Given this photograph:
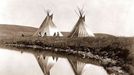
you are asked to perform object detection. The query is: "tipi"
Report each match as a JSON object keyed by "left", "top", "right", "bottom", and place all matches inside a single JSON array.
[
  {"left": 35, "top": 55, "right": 58, "bottom": 75},
  {"left": 68, "top": 9, "right": 95, "bottom": 38},
  {"left": 33, "top": 11, "right": 63, "bottom": 37},
  {"left": 68, "top": 58, "right": 86, "bottom": 75}
]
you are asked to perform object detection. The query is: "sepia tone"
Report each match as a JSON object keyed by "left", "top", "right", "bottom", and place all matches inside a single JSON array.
[{"left": 0, "top": 0, "right": 134, "bottom": 75}]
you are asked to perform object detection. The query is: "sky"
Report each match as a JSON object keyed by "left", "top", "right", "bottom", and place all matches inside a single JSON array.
[{"left": 0, "top": 0, "right": 134, "bottom": 36}]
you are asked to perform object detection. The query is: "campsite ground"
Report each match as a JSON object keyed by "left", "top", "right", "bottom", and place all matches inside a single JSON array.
[{"left": 0, "top": 25, "right": 134, "bottom": 75}]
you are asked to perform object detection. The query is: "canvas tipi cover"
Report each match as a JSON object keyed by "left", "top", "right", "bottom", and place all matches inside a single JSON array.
[
  {"left": 33, "top": 12, "right": 63, "bottom": 37},
  {"left": 68, "top": 11, "right": 95, "bottom": 38}
]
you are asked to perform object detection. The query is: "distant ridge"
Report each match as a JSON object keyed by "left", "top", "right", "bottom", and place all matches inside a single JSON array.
[
  {"left": 0, "top": 24, "right": 37, "bottom": 38},
  {"left": 0, "top": 24, "right": 117, "bottom": 38}
]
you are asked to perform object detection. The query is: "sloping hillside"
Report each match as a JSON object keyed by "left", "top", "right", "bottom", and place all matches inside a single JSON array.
[
  {"left": 0, "top": 24, "right": 118, "bottom": 38},
  {"left": 0, "top": 24, "right": 37, "bottom": 39}
]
